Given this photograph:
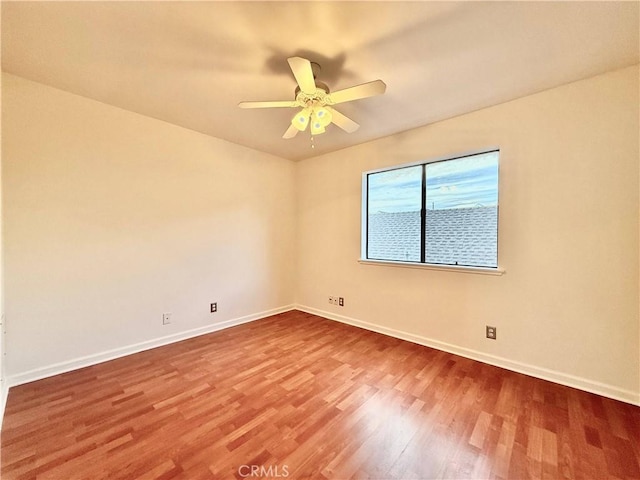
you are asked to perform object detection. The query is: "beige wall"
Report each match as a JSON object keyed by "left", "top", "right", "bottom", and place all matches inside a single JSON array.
[
  {"left": 2, "top": 66, "right": 639, "bottom": 404},
  {"left": 2, "top": 73, "right": 296, "bottom": 378},
  {"left": 296, "top": 66, "right": 640, "bottom": 403}
]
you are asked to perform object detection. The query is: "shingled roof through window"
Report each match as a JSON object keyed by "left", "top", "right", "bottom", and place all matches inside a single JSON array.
[{"left": 368, "top": 206, "right": 498, "bottom": 267}]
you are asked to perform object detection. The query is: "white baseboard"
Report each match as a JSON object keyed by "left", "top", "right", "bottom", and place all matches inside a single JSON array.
[
  {"left": 296, "top": 305, "right": 640, "bottom": 407},
  {"left": 0, "top": 380, "right": 8, "bottom": 431},
  {"left": 7, "top": 305, "right": 295, "bottom": 389},
  {"left": 5, "top": 304, "right": 638, "bottom": 409}
]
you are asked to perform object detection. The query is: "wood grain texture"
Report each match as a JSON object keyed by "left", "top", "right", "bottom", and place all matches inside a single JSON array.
[{"left": 2, "top": 310, "right": 639, "bottom": 479}]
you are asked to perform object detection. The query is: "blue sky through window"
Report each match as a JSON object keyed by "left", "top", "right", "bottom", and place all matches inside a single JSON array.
[
  {"left": 368, "top": 165, "right": 422, "bottom": 213},
  {"left": 368, "top": 151, "right": 498, "bottom": 212}
]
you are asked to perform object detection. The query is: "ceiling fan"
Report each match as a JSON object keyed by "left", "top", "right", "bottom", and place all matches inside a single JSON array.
[{"left": 239, "top": 57, "right": 386, "bottom": 140}]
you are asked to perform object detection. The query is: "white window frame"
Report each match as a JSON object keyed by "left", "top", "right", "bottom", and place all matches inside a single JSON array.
[{"left": 360, "top": 148, "right": 505, "bottom": 275}]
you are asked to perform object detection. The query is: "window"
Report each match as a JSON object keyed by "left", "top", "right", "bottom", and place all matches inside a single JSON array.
[{"left": 363, "top": 150, "right": 499, "bottom": 268}]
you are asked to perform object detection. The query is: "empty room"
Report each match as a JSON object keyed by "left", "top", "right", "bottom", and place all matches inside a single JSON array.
[{"left": 1, "top": 1, "right": 639, "bottom": 479}]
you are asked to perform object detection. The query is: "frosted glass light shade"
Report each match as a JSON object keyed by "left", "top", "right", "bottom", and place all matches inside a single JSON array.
[
  {"left": 314, "top": 107, "right": 332, "bottom": 127},
  {"left": 291, "top": 108, "right": 311, "bottom": 131},
  {"left": 310, "top": 120, "right": 326, "bottom": 135}
]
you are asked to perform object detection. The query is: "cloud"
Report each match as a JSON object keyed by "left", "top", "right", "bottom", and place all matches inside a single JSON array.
[{"left": 368, "top": 152, "right": 499, "bottom": 212}]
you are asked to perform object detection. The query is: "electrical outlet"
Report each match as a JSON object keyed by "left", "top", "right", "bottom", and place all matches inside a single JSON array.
[
  {"left": 162, "top": 313, "right": 172, "bottom": 325},
  {"left": 210, "top": 302, "right": 217, "bottom": 313},
  {"left": 329, "top": 296, "right": 334, "bottom": 304},
  {"left": 486, "top": 325, "right": 497, "bottom": 340},
  {"left": 338, "top": 297, "right": 344, "bottom": 307}
]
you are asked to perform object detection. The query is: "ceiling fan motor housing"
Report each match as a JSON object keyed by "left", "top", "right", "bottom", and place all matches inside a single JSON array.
[{"left": 294, "top": 80, "right": 330, "bottom": 106}]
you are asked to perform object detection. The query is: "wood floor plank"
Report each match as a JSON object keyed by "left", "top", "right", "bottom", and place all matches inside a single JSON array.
[{"left": 2, "top": 310, "right": 639, "bottom": 479}]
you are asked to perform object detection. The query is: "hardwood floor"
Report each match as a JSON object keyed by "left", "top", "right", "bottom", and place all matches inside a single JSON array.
[{"left": 2, "top": 310, "right": 639, "bottom": 479}]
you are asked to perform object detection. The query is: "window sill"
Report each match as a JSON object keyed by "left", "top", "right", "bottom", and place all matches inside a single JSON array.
[{"left": 358, "top": 259, "right": 505, "bottom": 276}]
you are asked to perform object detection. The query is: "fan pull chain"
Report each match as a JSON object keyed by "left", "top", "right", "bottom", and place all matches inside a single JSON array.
[{"left": 310, "top": 136, "right": 315, "bottom": 149}]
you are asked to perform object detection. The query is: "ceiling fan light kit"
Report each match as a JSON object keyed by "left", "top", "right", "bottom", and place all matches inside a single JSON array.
[{"left": 239, "top": 56, "right": 386, "bottom": 142}]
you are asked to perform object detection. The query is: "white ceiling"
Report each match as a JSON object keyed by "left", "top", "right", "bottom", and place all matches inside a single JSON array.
[{"left": 2, "top": 1, "right": 638, "bottom": 161}]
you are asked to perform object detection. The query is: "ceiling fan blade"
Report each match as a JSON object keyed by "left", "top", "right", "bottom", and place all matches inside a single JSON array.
[
  {"left": 239, "top": 101, "right": 297, "bottom": 109},
  {"left": 328, "top": 80, "right": 386, "bottom": 105},
  {"left": 287, "top": 57, "right": 316, "bottom": 95},
  {"left": 282, "top": 124, "right": 299, "bottom": 139},
  {"left": 326, "top": 107, "right": 360, "bottom": 133}
]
